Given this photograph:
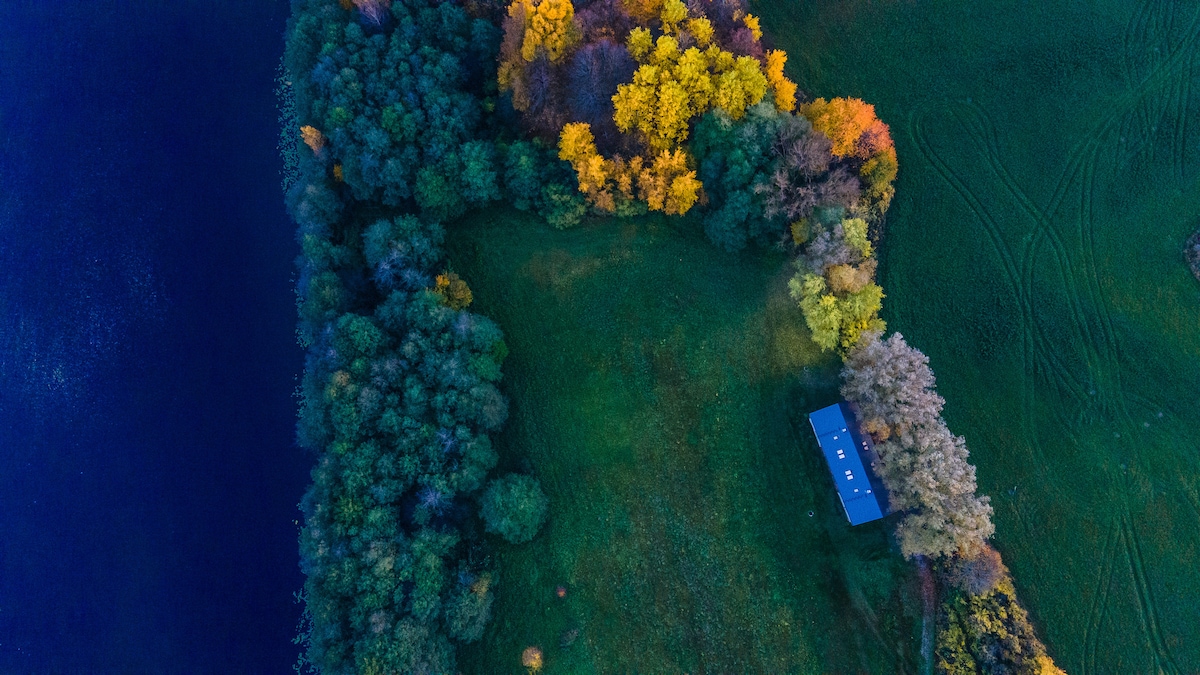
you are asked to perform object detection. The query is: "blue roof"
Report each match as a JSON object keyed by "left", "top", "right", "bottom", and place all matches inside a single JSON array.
[{"left": 809, "top": 403, "right": 886, "bottom": 525}]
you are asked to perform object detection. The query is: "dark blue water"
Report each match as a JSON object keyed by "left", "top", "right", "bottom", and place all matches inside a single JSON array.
[{"left": 0, "top": 1, "right": 306, "bottom": 672}]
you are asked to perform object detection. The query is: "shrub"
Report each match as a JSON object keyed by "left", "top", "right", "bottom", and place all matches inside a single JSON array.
[
  {"left": 481, "top": 473, "right": 549, "bottom": 544},
  {"left": 444, "top": 573, "right": 495, "bottom": 643},
  {"left": 434, "top": 272, "right": 474, "bottom": 310},
  {"left": 789, "top": 219, "right": 885, "bottom": 352},
  {"left": 538, "top": 182, "right": 588, "bottom": 229},
  {"left": 503, "top": 140, "right": 548, "bottom": 211}
]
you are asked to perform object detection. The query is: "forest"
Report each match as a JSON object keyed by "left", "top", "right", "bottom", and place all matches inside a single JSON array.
[{"left": 283, "top": 0, "right": 1071, "bottom": 672}]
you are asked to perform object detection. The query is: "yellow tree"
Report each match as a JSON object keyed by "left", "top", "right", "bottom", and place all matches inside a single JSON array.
[
  {"left": 519, "top": 0, "right": 580, "bottom": 62},
  {"left": 764, "top": 50, "right": 797, "bottom": 112}
]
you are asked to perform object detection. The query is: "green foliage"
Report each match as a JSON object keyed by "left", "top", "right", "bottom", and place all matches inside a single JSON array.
[
  {"left": 502, "top": 140, "right": 547, "bottom": 211},
  {"left": 299, "top": 0, "right": 501, "bottom": 217},
  {"left": 538, "top": 182, "right": 588, "bottom": 229},
  {"left": 444, "top": 574, "right": 495, "bottom": 643},
  {"left": 841, "top": 217, "right": 872, "bottom": 258},
  {"left": 284, "top": 3, "right": 540, "bottom": 670},
  {"left": 690, "top": 101, "right": 789, "bottom": 250},
  {"left": 789, "top": 219, "right": 886, "bottom": 353},
  {"left": 481, "top": 473, "right": 549, "bottom": 544}
]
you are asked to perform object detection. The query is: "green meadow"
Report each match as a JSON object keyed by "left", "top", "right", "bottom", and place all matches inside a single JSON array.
[
  {"left": 760, "top": 0, "right": 1200, "bottom": 672},
  {"left": 447, "top": 211, "right": 920, "bottom": 673}
]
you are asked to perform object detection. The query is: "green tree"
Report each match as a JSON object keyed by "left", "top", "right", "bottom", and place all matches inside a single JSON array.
[{"left": 481, "top": 474, "right": 549, "bottom": 544}]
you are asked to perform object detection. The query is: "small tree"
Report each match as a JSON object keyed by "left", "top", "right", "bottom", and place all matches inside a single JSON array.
[
  {"left": 944, "top": 545, "right": 1007, "bottom": 596},
  {"left": 481, "top": 474, "right": 549, "bottom": 544}
]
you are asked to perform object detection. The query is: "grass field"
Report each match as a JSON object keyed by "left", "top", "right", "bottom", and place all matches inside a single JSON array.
[
  {"left": 759, "top": 0, "right": 1200, "bottom": 672},
  {"left": 447, "top": 211, "right": 922, "bottom": 673}
]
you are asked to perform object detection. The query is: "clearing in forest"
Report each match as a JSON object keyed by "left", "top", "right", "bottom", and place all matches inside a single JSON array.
[{"left": 447, "top": 209, "right": 921, "bottom": 673}]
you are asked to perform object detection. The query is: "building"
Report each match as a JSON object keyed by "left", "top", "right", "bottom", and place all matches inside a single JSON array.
[{"left": 808, "top": 402, "right": 888, "bottom": 525}]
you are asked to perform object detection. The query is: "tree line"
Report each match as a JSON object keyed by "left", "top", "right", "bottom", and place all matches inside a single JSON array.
[{"left": 286, "top": 1, "right": 550, "bottom": 672}]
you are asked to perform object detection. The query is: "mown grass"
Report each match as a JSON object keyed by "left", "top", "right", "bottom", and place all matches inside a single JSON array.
[
  {"left": 447, "top": 210, "right": 921, "bottom": 673},
  {"left": 759, "top": 0, "right": 1200, "bottom": 671}
]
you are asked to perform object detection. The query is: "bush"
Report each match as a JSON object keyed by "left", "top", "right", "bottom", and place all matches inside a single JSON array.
[
  {"left": 444, "top": 573, "right": 495, "bottom": 643},
  {"left": 481, "top": 473, "right": 549, "bottom": 544},
  {"left": 789, "top": 219, "right": 885, "bottom": 352},
  {"left": 538, "top": 182, "right": 588, "bottom": 229}
]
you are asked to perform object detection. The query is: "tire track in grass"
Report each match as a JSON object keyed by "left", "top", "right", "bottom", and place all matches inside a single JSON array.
[
  {"left": 1082, "top": 0, "right": 1200, "bottom": 436},
  {"left": 1081, "top": 519, "right": 1119, "bottom": 675},
  {"left": 948, "top": 102, "right": 1092, "bottom": 400},
  {"left": 1121, "top": 512, "right": 1184, "bottom": 675},
  {"left": 907, "top": 107, "right": 1050, "bottom": 479}
]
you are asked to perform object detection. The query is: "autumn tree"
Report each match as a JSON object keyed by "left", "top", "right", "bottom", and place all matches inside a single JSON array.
[
  {"left": 764, "top": 50, "right": 797, "bottom": 112},
  {"left": 434, "top": 272, "right": 474, "bottom": 310},
  {"left": 790, "top": 219, "right": 884, "bottom": 352},
  {"left": 799, "top": 97, "right": 897, "bottom": 218},
  {"left": 839, "top": 330, "right": 944, "bottom": 440}
]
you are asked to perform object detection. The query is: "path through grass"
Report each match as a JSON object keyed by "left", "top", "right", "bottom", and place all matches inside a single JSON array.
[
  {"left": 448, "top": 210, "right": 921, "bottom": 673},
  {"left": 760, "top": 1, "right": 1200, "bottom": 671}
]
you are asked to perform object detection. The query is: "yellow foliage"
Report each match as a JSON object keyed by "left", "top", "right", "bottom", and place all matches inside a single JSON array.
[
  {"left": 1035, "top": 655, "right": 1068, "bottom": 675},
  {"left": 686, "top": 17, "right": 714, "bottom": 47},
  {"left": 339, "top": 0, "right": 353, "bottom": 8},
  {"left": 790, "top": 218, "right": 811, "bottom": 245},
  {"left": 660, "top": 0, "right": 688, "bottom": 33},
  {"left": 711, "top": 56, "right": 768, "bottom": 120},
  {"left": 764, "top": 50, "right": 797, "bottom": 112},
  {"left": 332, "top": 164, "right": 344, "bottom": 182},
  {"left": 558, "top": 122, "right": 598, "bottom": 163},
  {"left": 842, "top": 217, "right": 873, "bottom": 258},
  {"left": 613, "top": 38, "right": 767, "bottom": 150},
  {"left": 510, "top": 0, "right": 579, "bottom": 63},
  {"left": 626, "top": 26, "right": 653, "bottom": 60},
  {"left": 301, "top": 125, "right": 326, "bottom": 153},
  {"left": 636, "top": 149, "right": 699, "bottom": 214},
  {"left": 554, "top": 0, "right": 783, "bottom": 217},
  {"left": 558, "top": 122, "right": 612, "bottom": 208},
  {"left": 742, "top": 13, "right": 762, "bottom": 40}
]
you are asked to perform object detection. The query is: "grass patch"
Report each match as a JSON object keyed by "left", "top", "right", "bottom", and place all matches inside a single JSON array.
[
  {"left": 759, "top": 0, "right": 1200, "bottom": 671},
  {"left": 447, "top": 209, "right": 921, "bottom": 673}
]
